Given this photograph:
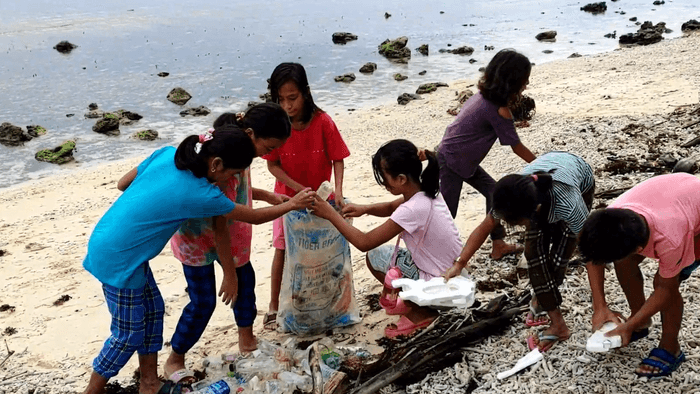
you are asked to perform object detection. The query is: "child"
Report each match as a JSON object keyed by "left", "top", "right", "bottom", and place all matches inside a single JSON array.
[
  {"left": 81, "top": 125, "right": 315, "bottom": 394},
  {"left": 312, "top": 139, "right": 465, "bottom": 338},
  {"left": 164, "top": 103, "right": 291, "bottom": 385},
  {"left": 445, "top": 152, "right": 595, "bottom": 352},
  {"left": 263, "top": 62, "right": 350, "bottom": 329},
  {"left": 436, "top": 48, "right": 536, "bottom": 260},
  {"left": 579, "top": 173, "right": 700, "bottom": 378}
]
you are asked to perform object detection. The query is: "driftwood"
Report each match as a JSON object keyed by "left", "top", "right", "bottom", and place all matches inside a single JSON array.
[
  {"left": 681, "top": 119, "right": 700, "bottom": 129},
  {"left": 681, "top": 135, "right": 700, "bottom": 148},
  {"left": 595, "top": 186, "right": 632, "bottom": 199},
  {"left": 348, "top": 293, "right": 530, "bottom": 394}
]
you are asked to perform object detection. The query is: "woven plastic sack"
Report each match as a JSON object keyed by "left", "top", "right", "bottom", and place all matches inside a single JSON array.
[{"left": 278, "top": 207, "right": 361, "bottom": 335}]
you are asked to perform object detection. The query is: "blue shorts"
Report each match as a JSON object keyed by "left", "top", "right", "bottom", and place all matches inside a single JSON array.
[
  {"left": 93, "top": 266, "right": 164, "bottom": 379},
  {"left": 367, "top": 244, "right": 420, "bottom": 280},
  {"left": 680, "top": 260, "right": 700, "bottom": 282}
]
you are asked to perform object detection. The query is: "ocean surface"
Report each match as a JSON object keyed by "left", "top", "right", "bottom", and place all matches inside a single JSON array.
[{"left": 0, "top": 0, "right": 698, "bottom": 189}]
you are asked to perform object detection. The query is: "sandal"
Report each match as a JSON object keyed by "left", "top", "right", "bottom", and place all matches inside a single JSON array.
[
  {"left": 635, "top": 347, "right": 686, "bottom": 379},
  {"left": 527, "top": 332, "right": 563, "bottom": 352},
  {"left": 163, "top": 368, "right": 196, "bottom": 386},
  {"left": 524, "top": 304, "right": 549, "bottom": 327},
  {"left": 263, "top": 311, "right": 277, "bottom": 331},
  {"left": 385, "top": 315, "right": 435, "bottom": 339},
  {"left": 383, "top": 297, "right": 412, "bottom": 316}
]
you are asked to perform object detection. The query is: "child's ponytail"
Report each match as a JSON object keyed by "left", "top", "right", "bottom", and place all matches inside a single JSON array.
[
  {"left": 174, "top": 124, "right": 255, "bottom": 178},
  {"left": 492, "top": 170, "right": 554, "bottom": 224},
  {"left": 420, "top": 150, "right": 440, "bottom": 198}
]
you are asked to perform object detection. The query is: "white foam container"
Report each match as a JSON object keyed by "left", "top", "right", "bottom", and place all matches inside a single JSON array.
[{"left": 392, "top": 275, "right": 476, "bottom": 308}]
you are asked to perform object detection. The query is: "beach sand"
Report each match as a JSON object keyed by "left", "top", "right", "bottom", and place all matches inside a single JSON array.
[{"left": 0, "top": 32, "right": 699, "bottom": 393}]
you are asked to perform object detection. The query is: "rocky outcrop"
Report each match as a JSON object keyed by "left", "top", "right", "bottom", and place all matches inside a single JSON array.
[
  {"left": 394, "top": 74, "right": 408, "bottom": 81},
  {"left": 180, "top": 106, "right": 211, "bottom": 117},
  {"left": 132, "top": 130, "right": 159, "bottom": 141},
  {"left": 417, "top": 44, "right": 429, "bottom": 55},
  {"left": 167, "top": 87, "right": 192, "bottom": 105},
  {"left": 535, "top": 31, "right": 557, "bottom": 42},
  {"left": 35, "top": 141, "right": 75, "bottom": 165},
  {"left": 115, "top": 110, "right": 143, "bottom": 125},
  {"left": 92, "top": 115, "right": 120, "bottom": 136},
  {"left": 378, "top": 37, "right": 411, "bottom": 60},
  {"left": 397, "top": 93, "right": 422, "bottom": 105},
  {"left": 439, "top": 46, "right": 474, "bottom": 55},
  {"left": 569, "top": 53, "right": 583, "bottom": 58},
  {"left": 619, "top": 21, "right": 668, "bottom": 46},
  {"left": 26, "top": 125, "right": 47, "bottom": 138},
  {"left": 332, "top": 32, "right": 358, "bottom": 44},
  {"left": 0, "top": 123, "right": 32, "bottom": 147},
  {"left": 416, "top": 82, "right": 448, "bottom": 94},
  {"left": 359, "top": 63, "right": 377, "bottom": 74},
  {"left": 53, "top": 41, "right": 77, "bottom": 54},
  {"left": 580, "top": 2, "right": 607, "bottom": 14},
  {"left": 682, "top": 19, "right": 700, "bottom": 32},
  {"left": 334, "top": 73, "right": 356, "bottom": 82}
]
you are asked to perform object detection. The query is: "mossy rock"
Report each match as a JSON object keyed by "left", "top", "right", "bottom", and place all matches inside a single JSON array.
[
  {"left": 26, "top": 125, "right": 47, "bottom": 137},
  {"left": 93, "top": 117, "right": 120, "bottom": 135},
  {"left": 167, "top": 87, "right": 192, "bottom": 105},
  {"left": 35, "top": 140, "right": 75, "bottom": 164},
  {"left": 103, "top": 113, "right": 119, "bottom": 120},
  {"left": 394, "top": 73, "right": 408, "bottom": 81},
  {"left": 416, "top": 82, "right": 449, "bottom": 94},
  {"left": 133, "top": 129, "right": 158, "bottom": 141}
]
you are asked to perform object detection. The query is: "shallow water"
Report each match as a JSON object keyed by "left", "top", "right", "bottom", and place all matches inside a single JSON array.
[{"left": 0, "top": 0, "right": 697, "bottom": 189}]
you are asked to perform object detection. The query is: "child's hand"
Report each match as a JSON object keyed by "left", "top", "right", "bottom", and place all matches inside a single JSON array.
[
  {"left": 219, "top": 274, "right": 238, "bottom": 306},
  {"left": 287, "top": 188, "right": 315, "bottom": 210},
  {"left": 591, "top": 306, "right": 624, "bottom": 332},
  {"left": 311, "top": 198, "right": 337, "bottom": 220},
  {"left": 605, "top": 322, "right": 633, "bottom": 347},
  {"left": 334, "top": 188, "right": 345, "bottom": 208},
  {"left": 269, "top": 193, "right": 290, "bottom": 206},
  {"left": 442, "top": 262, "right": 468, "bottom": 282},
  {"left": 341, "top": 203, "right": 366, "bottom": 218}
]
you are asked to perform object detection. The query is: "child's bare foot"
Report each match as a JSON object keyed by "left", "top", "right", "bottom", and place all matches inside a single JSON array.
[
  {"left": 528, "top": 325, "right": 571, "bottom": 352},
  {"left": 490, "top": 240, "right": 524, "bottom": 260},
  {"left": 238, "top": 326, "right": 257, "bottom": 353}
]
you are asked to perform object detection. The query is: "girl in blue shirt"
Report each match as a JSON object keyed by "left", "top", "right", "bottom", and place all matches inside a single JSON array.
[{"left": 81, "top": 124, "right": 315, "bottom": 394}]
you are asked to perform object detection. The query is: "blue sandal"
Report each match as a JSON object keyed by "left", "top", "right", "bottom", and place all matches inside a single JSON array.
[{"left": 636, "top": 347, "right": 685, "bottom": 379}]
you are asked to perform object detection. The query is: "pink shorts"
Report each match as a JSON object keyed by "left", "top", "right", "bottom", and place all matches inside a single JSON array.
[{"left": 272, "top": 216, "right": 285, "bottom": 250}]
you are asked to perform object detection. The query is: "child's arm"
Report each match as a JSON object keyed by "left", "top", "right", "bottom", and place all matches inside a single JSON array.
[
  {"left": 607, "top": 271, "right": 681, "bottom": 345},
  {"left": 443, "top": 214, "right": 497, "bottom": 279},
  {"left": 224, "top": 188, "right": 315, "bottom": 224},
  {"left": 342, "top": 197, "right": 405, "bottom": 218},
  {"left": 252, "top": 187, "right": 288, "bottom": 205},
  {"left": 313, "top": 199, "right": 402, "bottom": 252},
  {"left": 588, "top": 254, "right": 643, "bottom": 331},
  {"left": 511, "top": 142, "right": 536, "bottom": 163},
  {"left": 267, "top": 160, "right": 305, "bottom": 193},
  {"left": 213, "top": 216, "right": 237, "bottom": 305},
  {"left": 333, "top": 160, "right": 345, "bottom": 208},
  {"left": 117, "top": 167, "right": 138, "bottom": 191}
]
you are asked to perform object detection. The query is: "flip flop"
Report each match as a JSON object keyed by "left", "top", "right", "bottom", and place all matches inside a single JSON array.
[
  {"left": 524, "top": 304, "right": 549, "bottom": 327},
  {"left": 164, "top": 368, "right": 196, "bottom": 385},
  {"left": 263, "top": 311, "right": 277, "bottom": 331},
  {"left": 527, "top": 332, "right": 561, "bottom": 352},
  {"left": 383, "top": 297, "right": 412, "bottom": 316},
  {"left": 629, "top": 327, "right": 650, "bottom": 344},
  {"left": 385, "top": 315, "right": 435, "bottom": 339},
  {"left": 635, "top": 347, "right": 686, "bottom": 379}
]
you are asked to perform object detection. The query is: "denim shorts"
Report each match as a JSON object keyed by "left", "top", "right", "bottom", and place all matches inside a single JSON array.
[{"left": 367, "top": 244, "right": 420, "bottom": 280}]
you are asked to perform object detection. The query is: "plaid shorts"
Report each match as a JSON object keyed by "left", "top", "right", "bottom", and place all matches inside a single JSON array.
[
  {"left": 367, "top": 244, "right": 420, "bottom": 280},
  {"left": 92, "top": 267, "right": 164, "bottom": 379}
]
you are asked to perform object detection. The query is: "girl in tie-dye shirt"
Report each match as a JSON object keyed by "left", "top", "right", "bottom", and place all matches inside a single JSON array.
[{"left": 164, "top": 103, "right": 292, "bottom": 385}]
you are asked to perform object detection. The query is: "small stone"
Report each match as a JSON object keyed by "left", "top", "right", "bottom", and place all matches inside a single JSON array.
[
  {"left": 167, "top": 87, "right": 192, "bottom": 105},
  {"left": 53, "top": 40, "right": 77, "bottom": 53},
  {"left": 359, "top": 63, "right": 377, "bottom": 74},
  {"left": 179, "top": 106, "right": 211, "bottom": 117},
  {"left": 394, "top": 73, "right": 408, "bottom": 81},
  {"left": 157, "top": 72, "right": 169, "bottom": 77},
  {"left": 332, "top": 32, "right": 358, "bottom": 44},
  {"left": 334, "top": 73, "right": 356, "bottom": 82},
  {"left": 535, "top": 31, "right": 557, "bottom": 41},
  {"left": 133, "top": 130, "right": 158, "bottom": 141}
]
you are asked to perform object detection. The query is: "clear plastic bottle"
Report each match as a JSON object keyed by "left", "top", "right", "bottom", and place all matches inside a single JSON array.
[
  {"left": 278, "top": 371, "right": 313, "bottom": 392},
  {"left": 235, "top": 356, "right": 281, "bottom": 377}
]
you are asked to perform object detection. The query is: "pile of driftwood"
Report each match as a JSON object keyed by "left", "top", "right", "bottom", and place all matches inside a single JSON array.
[{"left": 333, "top": 291, "right": 531, "bottom": 394}]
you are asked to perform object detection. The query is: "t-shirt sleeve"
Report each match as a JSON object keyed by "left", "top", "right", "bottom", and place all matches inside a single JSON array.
[
  {"left": 186, "top": 182, "right": 237, "bottom": 218},
  {"left": 560, "top": 186, "right": 590, "bottom": 234},
  {"left": 261, "top": 149, "right": 280, "bottom": 162},
  {"left": 321, "top": 114, "right": 351, "bottom": 161},
  {"left": 490, "top": 110, "right": 520, "bottom": 146},
  {"left": 136, "top": 148, "right": 164, "bottom": 175},
  {"left": 657, "top": 231, "right": 696, "bottom": 278}
]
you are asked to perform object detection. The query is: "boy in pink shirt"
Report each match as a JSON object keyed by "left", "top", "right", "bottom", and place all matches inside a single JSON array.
[{"left": 579, "top": 173, "right": 700, "bottom": 379}]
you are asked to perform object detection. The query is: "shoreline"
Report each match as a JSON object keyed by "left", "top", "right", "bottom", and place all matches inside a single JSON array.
[{"left": 0, "top": 32, "right": 699, "bottom": 393}]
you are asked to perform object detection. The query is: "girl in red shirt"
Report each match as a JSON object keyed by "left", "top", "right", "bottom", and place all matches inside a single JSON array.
[{"left": 262, "top": 62, "right": 350, "bottom": 328}]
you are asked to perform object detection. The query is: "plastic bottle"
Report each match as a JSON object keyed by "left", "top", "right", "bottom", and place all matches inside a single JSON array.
[
  {"left": 278, "top": 371, "right": 313, "bottom": 392},
  {"left": 189, "top": 378, "right": 239, "bottom": 394},
  {"left": 236, "top": 356, "right": 281, "bottom": 377},
  {"left": 257, "top": 339, "right": 281, "bottom": 357}
]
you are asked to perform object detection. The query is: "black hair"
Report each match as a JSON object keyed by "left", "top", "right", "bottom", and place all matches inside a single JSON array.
[
  {"left": 174, "top": 123, "right": 255, "bottom": 178},
  {"left": 371, "top": 139, "right": 439, "bottom": 199},
  {"left": 269, "top": 62, "right": 322, "bottom": 124},
  {"left": 578, "top": 208, "right": 650, "bottom": 264},
  {"left": 492, "top": 171, "right": 553, "bottom": 224},
  {"left": 478, "top": 49, "right": 532, "bottom": 107},
  {"left": 213, "top": 103, "right": 291, "bottom": 140}
]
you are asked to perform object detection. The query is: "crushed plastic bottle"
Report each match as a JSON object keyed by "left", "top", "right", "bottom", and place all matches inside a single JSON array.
[
  {"left": 189, "top": 378, "right": 240, "bottom": 394},
  {"left": 278, "top": 371, "right": 313, "bottom": 392}
]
